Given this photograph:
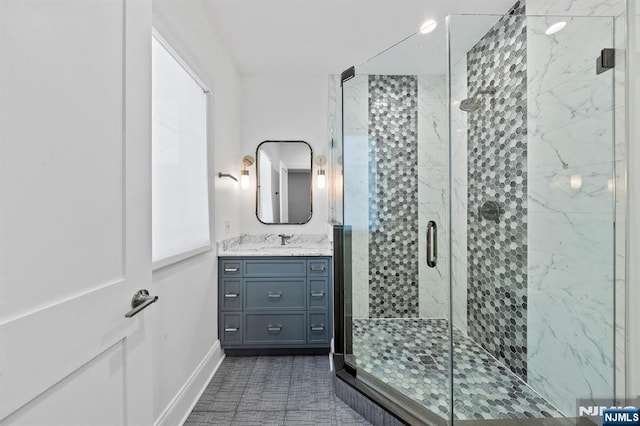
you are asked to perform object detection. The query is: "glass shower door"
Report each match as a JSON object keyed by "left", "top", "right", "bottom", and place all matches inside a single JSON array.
[
  {"left": 340, "top": 23, "right": 453, "bottom": 424},
  {"left": 448, "top": 13, "right": 618, "bottom": 423}
]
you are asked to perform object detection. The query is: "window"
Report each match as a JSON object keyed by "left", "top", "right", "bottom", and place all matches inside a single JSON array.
[{"left": 151, "top": 33, "right": 211, "bottom": 265}]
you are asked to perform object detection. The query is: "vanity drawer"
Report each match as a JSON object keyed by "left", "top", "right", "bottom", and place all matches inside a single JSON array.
[
  {"left": 221, "top": 260, "right": 242, "bottom": 276},
  {"left": 307, "top": 259, "right": 329, "bottom": 276},
  {"left": 308, "top": 278, "right": 328, "bottom": 309},
  {"left": 244, "top": 259, "right": 306, "bottom": 278},
  {"left": 221, "top": 279, "right": 242, "bottom": 310},
  {"left": 244, "top": 313, "right": 306, "bottom": 344},
  {"left": 244, "top": 278, "right": 306, "bottom": 310},
  {"left": 221, "top": 314, "right": 242, "bottom": 344},
  {"left": 308, "top": 313, "right": 329, "bottom": 343}
]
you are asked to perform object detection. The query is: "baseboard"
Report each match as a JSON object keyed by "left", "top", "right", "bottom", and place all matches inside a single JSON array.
[
  {"left": 224, "top": 347, "right": 329, "bottom": 356},
  {"left": 154, "top": 340, "right": 225, "bottom": 426}
]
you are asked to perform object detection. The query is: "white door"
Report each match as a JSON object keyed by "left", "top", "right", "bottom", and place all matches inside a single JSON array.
[
  {"left": 279, "top": 162, "right": 289, "bottom": 223},
  {"left": 0, "top": 0, "right": 154, "bottom": 424},
  {"left": 258, "top": 151, "right": 273, "bottom": 222}
]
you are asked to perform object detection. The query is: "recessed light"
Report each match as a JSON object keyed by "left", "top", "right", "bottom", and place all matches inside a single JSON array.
[
  {"left": 545, "top": 21, "right": 566, "bottom": 35},
  {"left": 570, "top": 174, "right": 582, "bottom": 189},
  {"left": 420, "top": 19, "right": 437, "bottom": 34}
]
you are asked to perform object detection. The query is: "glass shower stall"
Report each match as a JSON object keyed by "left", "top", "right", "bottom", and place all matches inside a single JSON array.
[{"left": 333, "top": 7, "right": 622, "bottom": 425}]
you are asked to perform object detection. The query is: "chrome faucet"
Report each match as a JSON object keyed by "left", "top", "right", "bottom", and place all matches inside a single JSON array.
[{"left": 278, "top": 234, "right": 292, "bottom": 246}]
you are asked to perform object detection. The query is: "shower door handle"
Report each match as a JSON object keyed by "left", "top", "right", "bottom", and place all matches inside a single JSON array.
[{"left": 426, "top": 221, "right": 437, "bottom": 268}]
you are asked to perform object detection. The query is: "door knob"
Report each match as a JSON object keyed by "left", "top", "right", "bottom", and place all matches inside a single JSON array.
[{"left": 125, "top": 289, "right": 158, "bottom": 318}]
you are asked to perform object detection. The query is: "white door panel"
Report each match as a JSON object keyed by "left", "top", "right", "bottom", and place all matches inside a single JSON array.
[
  {"left": 0, "top": 281, "right": 132, "bottom": 419},
  {"left": 0, "top": 0, "right": 125, "bottom": 320},
  {"left": 0, "top": 0, "right": 153, "bottom": 424},
  {"left": 3, "top": 343, "right": 126, "bottom": 426}
]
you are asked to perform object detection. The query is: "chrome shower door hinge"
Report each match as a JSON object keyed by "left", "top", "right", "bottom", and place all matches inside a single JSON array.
[{"left": 596, "top": 48, "right": 615, "bottom": 75}]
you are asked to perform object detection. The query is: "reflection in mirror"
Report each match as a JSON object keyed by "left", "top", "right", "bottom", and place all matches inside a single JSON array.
[{"left": 256, "top": 141, "right": 312, "bottom": 224}]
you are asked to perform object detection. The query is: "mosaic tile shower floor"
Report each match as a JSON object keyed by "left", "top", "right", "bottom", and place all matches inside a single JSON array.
[{"left": 352, "top": 318, "right": 563, "bottom": 421}]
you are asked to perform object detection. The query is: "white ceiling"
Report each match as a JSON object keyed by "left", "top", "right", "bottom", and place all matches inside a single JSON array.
[
  {"left": 357, "top": 15, "right": 501, "bottom": 75},
  {"left": 204, "top": 0, "right": 518, "bottom": 75}
]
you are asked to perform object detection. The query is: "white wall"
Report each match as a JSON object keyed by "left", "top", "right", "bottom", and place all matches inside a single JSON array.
[
  {"left": 151, "top": 1, "right": 242, "bottom": 423},
  {"left": 153, "top": 1, "right": 244, "bottom": 241},
  {"left": 239, "top": 74, "right": 330, "bottom": 235}
]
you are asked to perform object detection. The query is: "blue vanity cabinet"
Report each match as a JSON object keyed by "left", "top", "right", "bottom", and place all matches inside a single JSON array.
[{"left": 218, "top": 257, "right": 332, "bottom": 353}]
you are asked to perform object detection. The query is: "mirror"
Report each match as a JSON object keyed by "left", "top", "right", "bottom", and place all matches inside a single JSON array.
[{"left": 256, "top": 140, "right": 313, "bottom": 224}]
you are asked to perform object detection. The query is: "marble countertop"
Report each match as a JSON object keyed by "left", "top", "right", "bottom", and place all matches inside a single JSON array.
[{"left": 217, "top": 234, "right": 332, "bottom": 257}]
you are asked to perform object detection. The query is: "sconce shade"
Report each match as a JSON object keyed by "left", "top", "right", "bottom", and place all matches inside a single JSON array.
[
  {"left": 240, "top": 169, "right": 250, "bottom": 190},
  {"left": 317, "top": 169, "right": 326, "bottom": 190},
  {"left": 314, "top": 155, "right": 327, "bottom": 190}
]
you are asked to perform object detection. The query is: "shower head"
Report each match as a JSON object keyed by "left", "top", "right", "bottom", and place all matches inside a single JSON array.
[
  {"left": 458, "top": 88, "right": 496, "bottom": 112},
  {"left": 459, "top": 97, "right": 481, "bottom": 112}
]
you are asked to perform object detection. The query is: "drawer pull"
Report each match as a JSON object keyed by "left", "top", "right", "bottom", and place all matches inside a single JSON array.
[
  {"left": 310, "top": 291, "right": 325, "bottom": 298},
  {"left": 267, "top": 292, "right": 282, "bottom": 299},
  {"left": 224, "top": 327, "right": 239, "bottom": 332},
  {"left": 310, "top": 325, "right": 325, "bottom": 331},
  {"left": 310, "top": 265, "right": 326, "bottom": 272},
  {"left": 224, "top": 267, "right": 239, "bottom": 273},
  {"left": 267, "top": 324, "right": 282, "bottom": 332},
  {"left": 224, "top": 293, "right": 239, "bottom": 298}
]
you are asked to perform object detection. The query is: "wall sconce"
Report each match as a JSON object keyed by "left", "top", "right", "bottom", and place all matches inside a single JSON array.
[
  {"left": 241, "top": 155, "right": 255, "bottom": 190},
  {"left": 314, "top": 155, "right": 327, "bottom": 190}
]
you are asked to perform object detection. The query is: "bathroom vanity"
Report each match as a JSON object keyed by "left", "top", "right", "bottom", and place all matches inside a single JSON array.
[{"left": 217, "top": 235, "right": 332, "bottom": 354}]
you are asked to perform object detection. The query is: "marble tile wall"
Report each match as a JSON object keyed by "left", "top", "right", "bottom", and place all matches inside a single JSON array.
[
  {"left": 513, "top": 0, "right": 627, "bottom": 405},
  {"left": 626, "top": 0, "right": 640, "bottom": 400},
  {"left": 417, "top": 75, "right": 449, "bottom": 321},
  {"left": 527, "top": 0, "right": 625, "bottom": 17},
  {"left": 466, "top": 10, "right": 529, "bottom": 380},
  {"left": 368, "top": 75, "right": 419, "bottom": 318},
  {"left": 613, "top": 11, "right": 627, "bottom": 403},
  {"left": 526, "top": 15, "right": 616, "bottom": 415},
  {"left": 450, "top": 58, "right": 470, "bottom": 334},
  {"left": 342, "top": 75, "right": 370, "bottom": 319}
]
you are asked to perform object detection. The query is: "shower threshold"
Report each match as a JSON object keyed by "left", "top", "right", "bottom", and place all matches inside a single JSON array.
[{"left": 351, "top": 318, "right": 565, "bottom": 422}]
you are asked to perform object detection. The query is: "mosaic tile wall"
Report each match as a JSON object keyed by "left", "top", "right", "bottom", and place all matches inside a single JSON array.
[
  {"left": 466, "top": 1, "right": 528, "bottom": 380},
  {"left": 368, "top": 75, "right": 419, "bottom": 318}
]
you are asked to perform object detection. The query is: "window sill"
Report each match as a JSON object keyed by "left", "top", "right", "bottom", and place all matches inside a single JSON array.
[{"left": 152, "top": 244, "right": 212, "bottom": 272}]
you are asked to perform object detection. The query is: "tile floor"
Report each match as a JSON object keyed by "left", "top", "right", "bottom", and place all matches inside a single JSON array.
[
  {"left": 353, "top": 318, "right": 563, "bottom": 421},
  {"left": 185, "top": 355, "right": 371, "bottom": 426}
]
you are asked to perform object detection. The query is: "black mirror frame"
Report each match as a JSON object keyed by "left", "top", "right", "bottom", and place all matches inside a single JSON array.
[{"left": 255, "top": 140, "right": 313, "bottom": 225}]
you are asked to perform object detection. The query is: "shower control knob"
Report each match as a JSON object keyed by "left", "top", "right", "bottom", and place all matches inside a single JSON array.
[{"left": 479, "top": 201, "right": 502, "bottom": 222}]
